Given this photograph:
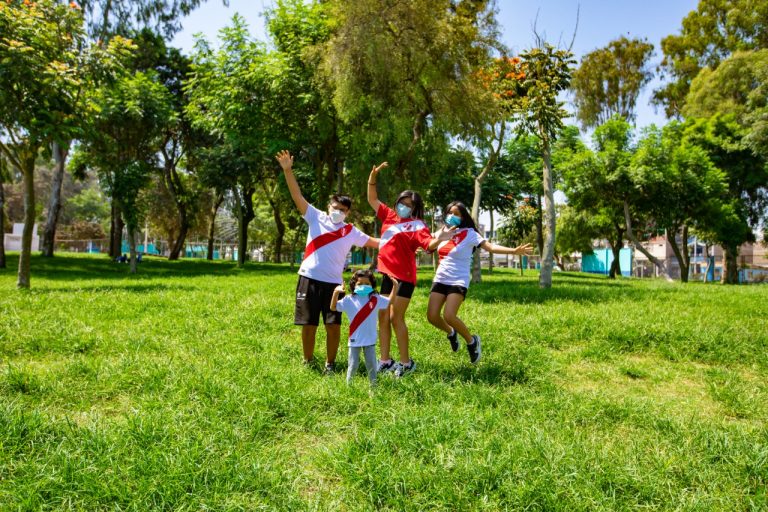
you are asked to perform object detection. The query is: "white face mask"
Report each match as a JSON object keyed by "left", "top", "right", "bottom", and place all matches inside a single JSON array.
[{"left": 329, "top": 209, "right": 347, "bottom": 224}]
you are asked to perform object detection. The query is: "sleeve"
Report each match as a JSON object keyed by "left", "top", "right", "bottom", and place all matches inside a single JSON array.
[
  {"left": 349, "top": 226, "right": 371, "bottom": 247},
  {"left": 303, "top": 203, "right": 319, "bottom": 223},
  {"left": 473, "top": 230, "right": 486, "bottom": 247},
  {"left": 376, "top": 296, "right": 390, "bottom": 310},
  {"left": 413, "top": 224, "right": 434, "bottom": 251},
  {"left": 377, "top": 202, "right": 396, "bottom": 223},
  {"left": 335, "top": 296, "right": 350, "bottom": 314}
]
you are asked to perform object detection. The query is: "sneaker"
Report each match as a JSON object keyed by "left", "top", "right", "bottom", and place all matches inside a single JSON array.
[
  {"left": 467, "top": 335, "right": 481, "bottom": 364},
  {"left": 323, "top": 362, "right": 336, "bottom": 375},
  {"left": 447, "top": 329, "right": 459, "bottom": 352},
  {"left": 377, "top": 359, "right": 396, "bottom": 373},
  {"left": 394, "top": 359, "right": 416, "bottom": 378}
]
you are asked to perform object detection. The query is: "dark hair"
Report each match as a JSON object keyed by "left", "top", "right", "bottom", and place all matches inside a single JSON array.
[
  {"left": 348, "top": 269, "right": 377, "bottom": 294},
  {"left": 395, "top": 190, "right": 425, "bottom": 220},
  {"left": 445, "top": 201, "right": 479, "bottom": 232},
  {"left": 330, "top": 194, "right": 352, "bottom": 210}
]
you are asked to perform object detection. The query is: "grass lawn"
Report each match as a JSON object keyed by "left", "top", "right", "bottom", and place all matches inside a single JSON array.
[{"left": 1, "top": 253, "right": 767, "bottom": 511}]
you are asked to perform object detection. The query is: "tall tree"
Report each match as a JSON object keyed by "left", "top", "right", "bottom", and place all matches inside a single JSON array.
[
  {"left": 0, "top": 153, "right": 8, "bottom": 269},
  {"left": 510, "top": 44, "right": 575, "bottom": 288},
  {"left": 654, "top": 0, "right": 768, "bottom": 117},
  {"left": 0, "top": 0, "right": 131, "bottom": 288},
  {"left": 571, "top": 36, "right": 654, "bottom": 129}
]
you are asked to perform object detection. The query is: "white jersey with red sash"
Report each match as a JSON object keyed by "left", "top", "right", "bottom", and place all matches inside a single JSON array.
[
  {"left": 298, "top": 204, "right": 370, "bottom": 284},
  {"left": 376, "top": 203, "right": 433, "bottom": 284},
  {"left": 434, "top": 227, "right": 485, "bottom": 288},
  {"left": 335, "top": 294, "right": 390, "bottom": 347}
]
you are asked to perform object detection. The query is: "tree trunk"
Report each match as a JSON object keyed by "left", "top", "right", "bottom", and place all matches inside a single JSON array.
[
  {"left": 535, "top": 195, "right": 544, "bottom": 257},
  {"left": 271, "top": 200, "right": 285, "bottom": 263},
  {"left": 289, "top": 226, "right": 303, "bottom": 270},
  {"left": 0, "top": 181, "right": 6, "bottom": 269},
  {"left": 128, "top": 224, "right": 137, "bottom": 274},
  {"left": 207, "top": 192, "right": 223, "bottom": 261},
  {"left": 704, "top": 243, "right": 712, "bottom": 283},
  {"left": 722, "top": 244, "right": 739, "bottom": 284},
  {"left": 168, "top": 205, "right": 188, "bottom": 260},
  {"left": 162, "top": 151, "right": 190, "bottom": 261},
  {"left": 18, "top": 149, "right": 38, "bottom": 289},
  {"left": 609, "top": 236, "right": 622, "bottom": 279},
  {"left": 234, "top": 185, "right": 255, "bottom": 268},
  {"left": 539, "top": 137, "right": 556, "bottom": 289},
  {"left": 109, "top": 201, "right": 124, "bottom": 259},
  {"left": 471, "top": 122, "right": 506, "bottom": 284},
  {"left": 668, "top": 225, "right": 690, "bottom": 283},
  {"left": 622, "top": 200, "right": 674, "bottom": 282},
  {"left": 41, "top": 141, "right": 69, "bottom": 257}
]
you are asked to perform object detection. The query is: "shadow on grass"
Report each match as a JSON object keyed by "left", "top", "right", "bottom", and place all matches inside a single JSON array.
[
  {"left": 33, "top": 283, "right": 199, "bottom": 294},
  {"left": 0, "top": 253, "right": 298, "bottom": 282},
  {"left": 424, "top": 359, "right": 540, "bottom": 386}
]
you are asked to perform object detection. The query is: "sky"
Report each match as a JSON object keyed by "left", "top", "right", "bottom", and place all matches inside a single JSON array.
[{"left": 171, "top": 0, "right": 700, "bottom": 130}]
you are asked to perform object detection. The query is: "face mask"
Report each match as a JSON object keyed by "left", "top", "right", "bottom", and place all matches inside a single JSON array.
[
  {"left": 329, "top": 209, "right": 346, "bottom": 224},
  {"left": 354, "top": 284, "right": 373, "bottom": 296},
  {"left": 445, "top": 214, "right": 462, "bottom": 227},
  {"left": 396, "top": 203, "right": 412, "bottom": 219}
]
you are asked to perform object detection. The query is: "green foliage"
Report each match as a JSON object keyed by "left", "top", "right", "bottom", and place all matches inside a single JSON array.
[
  {"left": 1, "top": 253, "right": 767, "bottom": 509},
  {"left": 571, "top": 36, "right": 655, "bottom": 128},
  {"left": 655, "top": 0, "right": 768, "bottom": 116}
]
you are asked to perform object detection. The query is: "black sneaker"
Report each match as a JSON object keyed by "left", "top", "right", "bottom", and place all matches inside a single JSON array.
[
  {"left": 394, "top": 359, "right": 416, "bottom": 378},
  {"left": 447, "top": 329, "right": 459, "bottom": 352},
  {"left": 377, "top": 359, "right": 396, "bottom": 373},
  {"left": 323, "top": 362, "right": 336, "bottom": 375},
  {"left": 467, "top": 335, "right": 481, "bottom": 364}
]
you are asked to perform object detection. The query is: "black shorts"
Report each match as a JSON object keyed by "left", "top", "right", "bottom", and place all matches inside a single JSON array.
[
  {"left": 294, "top": 275, "right": 342, "bottom": 326},
  {"left": 380, "top": 273, "right": 415, "bottom": 299},
  {"left": 430, "top": 281, "right": 467, "bottom": 298}
]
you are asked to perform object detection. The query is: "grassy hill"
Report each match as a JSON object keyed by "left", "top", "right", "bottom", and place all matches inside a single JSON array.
[{"left": 1, "top": 253, "right": 766, "bottom": 510}]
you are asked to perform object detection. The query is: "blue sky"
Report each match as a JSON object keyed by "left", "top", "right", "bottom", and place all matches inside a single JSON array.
[{"left": 171, "top": 0, "right": 699, "bottom": 130}]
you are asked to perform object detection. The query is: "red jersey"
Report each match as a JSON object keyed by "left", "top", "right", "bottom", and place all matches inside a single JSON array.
[{"left": 376, "top": 203, "right": 433, "bottom": 284}]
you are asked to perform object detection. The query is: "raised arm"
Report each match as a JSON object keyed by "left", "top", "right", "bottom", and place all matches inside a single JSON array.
[
  {"left": 479, "top": 241, "right": 533, "bottom": 255},
  {"left": 330, "top": 285, "right": 344, "bottom": 312},
  {"left": 276, "top": 150, "right": 308, "bottom": 216},
  {"left": 367, "top": 161, "right": 388, "bottom": 212}
]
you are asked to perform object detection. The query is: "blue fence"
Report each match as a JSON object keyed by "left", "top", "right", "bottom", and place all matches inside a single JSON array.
[{"left": 582, "top": 248, "right": 633, "bottom": 277}]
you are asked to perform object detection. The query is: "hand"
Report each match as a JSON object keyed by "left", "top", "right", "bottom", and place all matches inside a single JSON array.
[
  {"left": 390, "top": 277, "right": 399, "bottom": 289},
  {"left": 515, "top": 243, "right": 533, "bottom": 256},
  {"left": 275, "top": 150, "right": 294, "bottom": 172},
  {"left": 370, "top": 161, "right": 388, "bottom": 177},
  {"left": 334, "top": 285, "right": 345, "bottom": 294},
  {"left": 436, "top": 225, "right": 457, "bottom": 241}
]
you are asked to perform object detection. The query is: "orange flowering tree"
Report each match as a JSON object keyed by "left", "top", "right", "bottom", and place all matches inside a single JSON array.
[{"left": 0, "top": 0, "right": 132, "bottom": 287}]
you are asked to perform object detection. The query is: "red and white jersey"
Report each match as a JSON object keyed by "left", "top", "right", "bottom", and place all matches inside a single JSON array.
[
  {"left": 335, "top": 294, "right": 390, "bottom": 347},
  {"left": 376, "top": 203, "right": 433, "bottom": 284},
  {"left": 298, "top": 204, "right": 370, "bottom": 284},
  {"left": 434, "top": 228, "right": 485, "bottom": 288}
]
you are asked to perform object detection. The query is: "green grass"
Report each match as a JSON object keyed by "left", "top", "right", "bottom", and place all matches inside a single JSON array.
[{"left": 1, "top": 253, "right": 767, "bottom": 511}]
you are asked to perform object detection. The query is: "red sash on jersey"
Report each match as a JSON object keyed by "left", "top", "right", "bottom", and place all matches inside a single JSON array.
[
  {"left": 438, "top": 230, "right": 469, "bottom": 261},
  {"left": 303, "top": 224, "right": 352, "bottom": 259},
  {"left": 349, "top": 296, "right": 378, "bottom": 339}
]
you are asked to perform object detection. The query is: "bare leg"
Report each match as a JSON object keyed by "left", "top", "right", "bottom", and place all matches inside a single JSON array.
[
  {"left": 443, "top": 294, "right": 471, "bottom": 343},
  {"left": 324, "top": 323, "right": 340, "bottom": 364},
  {"left": 301, "top": 325, "right": 317, "bottom": 362},
  {"left": 390, "top": 296, "right": 412, "bottom": 364},
  {"left": 427, "top": 292, "right": 451, "bottom": 333},
  {"left": 378, "top": 308, "right": 392, "bottom": 361}
]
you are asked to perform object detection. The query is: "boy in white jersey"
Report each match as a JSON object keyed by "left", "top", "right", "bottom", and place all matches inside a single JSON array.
[
  {"left": 276, "top": 150, "right": 381, "bottom": 374},
  {"left": 331, "top": 270, "right": 398, "bottom": 385},
  {"left": 427, "top": 201, "right": 532, "bottom": 364}
]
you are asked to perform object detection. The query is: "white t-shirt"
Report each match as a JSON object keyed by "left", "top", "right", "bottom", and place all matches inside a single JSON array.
[
  {"left": 335, "top": 294, "right": 390, "bottom": 347},
  {"left": 433, "top": 228, "right": 485, "bottom": 288},
  {"left": 298, "top": 204, "right": 370, "bottom": 284}
]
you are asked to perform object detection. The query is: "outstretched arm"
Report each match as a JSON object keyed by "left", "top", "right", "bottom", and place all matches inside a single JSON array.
[
  {"left": 367, "top": 161, "right": 388, "bottom": 212},
  {"left": 276, "top": 150, "right": 308, "bottom": 216},
  {"left": 479, "top": 241, "right": 533, "bottom": 255},
  {"left": 364, "top": 237, "right": 381, "bottom": 249}
]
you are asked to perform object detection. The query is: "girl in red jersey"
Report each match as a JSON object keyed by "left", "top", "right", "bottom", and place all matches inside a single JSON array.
[
  {"left": 427, "top": 201, "right": 532, "bottom": 363},
  {"left": 367, "top": 162, "right": 453, "bottom": 377}
]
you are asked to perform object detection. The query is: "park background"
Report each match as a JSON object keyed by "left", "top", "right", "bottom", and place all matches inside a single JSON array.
[{"left": 2, "top": 0, "right": 768, "bottom": 509}]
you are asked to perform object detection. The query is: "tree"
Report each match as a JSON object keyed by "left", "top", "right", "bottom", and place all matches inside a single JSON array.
[
  {"left": 654, "top": 0, "right": 768, "bottom": 117},
  {"left": 510, "top": 44, "right": 576, "bottom": 288},
  {"left": 0, "top": 153, "right": 9, "bottom": 269},
  {"left": 0, "top": 0, "right": 131, "bottom": 288},
  {"left": 571, "top": 36, "right": 654, "bottom": 129}
]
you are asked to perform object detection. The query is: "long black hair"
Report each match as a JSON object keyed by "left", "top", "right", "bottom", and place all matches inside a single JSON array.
[
  {"left": 348, "top": 269, "right": 378, "bottom": 294},
  {"left": 395, "top": 190, "right": 425, "bottom": 220},
  {"left": 445, "top": 201, "right": 479, "bottom": 233}
]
